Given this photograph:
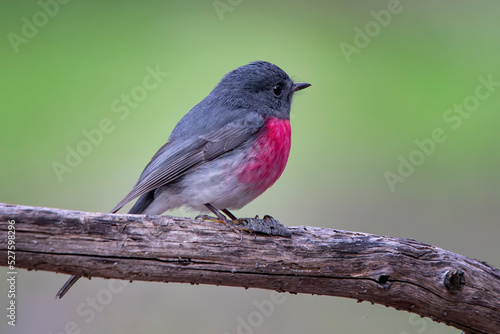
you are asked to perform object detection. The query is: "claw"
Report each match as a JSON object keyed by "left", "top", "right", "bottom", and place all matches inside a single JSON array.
[
  {"left": 195, "top": 214, "right": 219, "bottom": 222},
  {"left": 197, "top": 207, "right": 241, "bottom": 234}
]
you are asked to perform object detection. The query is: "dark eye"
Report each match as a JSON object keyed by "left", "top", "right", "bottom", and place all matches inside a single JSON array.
[{"left": 272, "top": 84, "right": 282, "bottom": 96}]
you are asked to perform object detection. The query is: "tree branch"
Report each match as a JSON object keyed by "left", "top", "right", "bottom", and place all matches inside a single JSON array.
[{"left": 1, "top": 202, "right": 499, "bottom": 333}]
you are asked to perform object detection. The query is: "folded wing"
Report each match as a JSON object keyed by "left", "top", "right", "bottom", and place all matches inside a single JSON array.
[{"left": 110, "top": 111, "right": 265, "bottom": 213}]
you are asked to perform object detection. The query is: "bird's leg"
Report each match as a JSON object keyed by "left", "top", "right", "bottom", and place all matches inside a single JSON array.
[
  {"left": 198, "top": 204, "right": 260, "bottom": 236},
  {"left": 205, "top": 205, "right": 254, "bottom": 233},
  {"left": 195, "top": 203, "right": 241, "bottom": 234},
  {"left": 222, "top": 208, "right": 237, "bottom": 220},
  {"left": 195, "top": 203, "right": 224, "bottom": 221}
]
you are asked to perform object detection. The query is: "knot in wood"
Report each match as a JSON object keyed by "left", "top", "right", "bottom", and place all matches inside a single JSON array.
[{"left": 444, "top": 269, "right": 465, "bottom": 291}]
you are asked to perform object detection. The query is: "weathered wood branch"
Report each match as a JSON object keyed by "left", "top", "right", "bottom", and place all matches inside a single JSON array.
[{"left": 1, "top": 203, "right": 499, "bottom": 333}]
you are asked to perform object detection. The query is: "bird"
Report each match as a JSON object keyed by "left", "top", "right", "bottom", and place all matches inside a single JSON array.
[{"left": 55, "top": 60, "right": 310, "bottom": 298}]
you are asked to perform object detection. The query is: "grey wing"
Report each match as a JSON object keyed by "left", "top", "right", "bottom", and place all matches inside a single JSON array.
[{"left": 110, "top": 111, "right": 265, "bottom": 213}]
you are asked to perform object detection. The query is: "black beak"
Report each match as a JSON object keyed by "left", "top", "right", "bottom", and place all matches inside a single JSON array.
[{"left": 293, "top": 82, "right": 311, "bottom": 93}]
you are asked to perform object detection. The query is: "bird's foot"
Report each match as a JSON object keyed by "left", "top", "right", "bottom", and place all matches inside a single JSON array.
[
  {"left": 195, "top": 214, "right": 291, "bottom": 237},
  {"left": 195, "top": 214, "right": 242, "bottom": 234},
  {"left": 199, "top": 204, "right": 292, "bottom": 238},
  {"left": 195, "top": 214, "right": 220, "bottom": 222}
]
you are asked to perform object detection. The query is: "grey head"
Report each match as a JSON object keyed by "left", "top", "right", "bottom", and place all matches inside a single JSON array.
[
  {"left": 212, "top": 60, "right": 309, "bottom": 119},
  {"left": 170, "top": 61, "right": 310, "bottom": 139}
]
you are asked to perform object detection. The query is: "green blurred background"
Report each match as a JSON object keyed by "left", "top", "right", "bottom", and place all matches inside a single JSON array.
[{"left": 1, "top": 0, "right": 499, "bottom": 333}]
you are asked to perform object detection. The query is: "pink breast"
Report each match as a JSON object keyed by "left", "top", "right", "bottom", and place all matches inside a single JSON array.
[{"left": 237, "top": 117, "right": 291, "bottom": 195}]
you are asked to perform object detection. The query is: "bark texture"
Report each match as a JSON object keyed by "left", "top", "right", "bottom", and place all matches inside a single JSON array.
[{"left": 1, "top": 203, "right": 499, "bottom": 333}]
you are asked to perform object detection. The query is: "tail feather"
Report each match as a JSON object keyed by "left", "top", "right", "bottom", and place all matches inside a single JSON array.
[
  {"left": 56, "top": 192, "right": 155, "bottom": 299},
  {"left": 55, "top": 275, "right": 80, "bottom": 299},
  {"left": 128, "top": 191, "right": 155, "bottom": 214}
]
